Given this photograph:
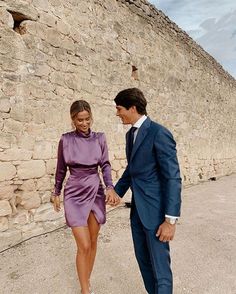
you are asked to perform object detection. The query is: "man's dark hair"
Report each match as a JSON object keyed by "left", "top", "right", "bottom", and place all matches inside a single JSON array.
[{"left": 114, "top": 88, "right": 147, "bottom": 115}]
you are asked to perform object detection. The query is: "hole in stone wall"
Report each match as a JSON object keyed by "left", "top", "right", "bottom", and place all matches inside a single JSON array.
[
  {"left": 198, "top": 173, "right": 203, "bottom": 179},
  {"left": 131, "top": 65, "right": 139, "bottom": 80},
  {"left": 7, "top": 10, "right": 31, "bottom": 34}
]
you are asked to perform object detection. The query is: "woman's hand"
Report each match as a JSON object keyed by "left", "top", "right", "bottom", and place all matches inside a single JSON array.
[
  {"left": 51, "top": 195, "right": 61, "bottom": 212},
  {"left": 105, "top": 188, "right": 120, "bottom": 206}
]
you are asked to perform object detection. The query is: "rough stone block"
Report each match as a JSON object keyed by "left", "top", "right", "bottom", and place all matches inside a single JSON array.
[
  {"left": 111, "top": 160, "right": 122, "bottom": 171},
  {"left": 0, "top": 98, "right": 11, "bottom": 113},
  {"left": 0, "top": 200, "right": 12, "bottom": 216},
  {"left": 49, "top": 71, "right": 65, "bottom": 86},
  {"left": 54, "top": 85, "right": 74, "bottom": 98},
  {"left": 61, "top": 36, "right": 75, "bottom": 51},
  {"left": 19, "top": 179, "right": 36, "bottom": 191},
  {"left": 0, "top": 118, "right": 3, "bottom": 130},
  {"left": 0, "top": 7, "right": 14, "bottom": 28},
  {"left": 0, "top": 162, "right": 16, "bottom": 181},
  {"left": 38, "top": 11, "right": 57, "bottom": 27},
  {"left": 111, "top": 170, "right": 117, "bottom": 181},
  {"left": 56, "top": 19, "right": 70, "bottom": 35},
  {"left": 36, "top": 176, "right": 53, "bottom": 191},
  {"left": 40, "top": 190, "right": 51, "bottom": 203},
  {"left": 33, "top": 141, "right": 52, "bottom": 160},
  {"left": 120, "top": 159, "right": 127, "bottom": 168},
  {"left": 0, "top": 57, "right": 20, "bottom": 72},
  {"left": 18, "top": 191, "right": 41, "bottom": 210},
  {"left": 0, "top": 148, "right": 32, "bottom": 161},
  {"left": 117, "top": 168, "right": 125, "bottom": 178},
  {"left": 114, "top": 150, "right": 126, "bottom": 160},
  {"left": 34, "top": 203, "right": 63, "bottom": 222},
  {"left": 0, "top": 183, "right": 15, "bottom": 200},
  {"left": 34, "top": 64, "right": 51, "bottom": 77},
  {"left": 0, "top": 216, "right": 9, "bottom": 232},
  {"left": 0, "top": 37, "right": 13, "bottom": 55},
  {"left": 4, "top": 2, "right": 39, "bottom": 21},
  {"left": 46, "top": 159, "right": 56, "bottom": 175},
  {"left": 10, "top": 105, "right": 31, "bottom": 123},
  {"left": 46, "top": 28, "right": 63, "bottom": 47},
  {"left": 17, "top": 134, "right": 35, "bottom": 150},
  {"left": 11, "top": 209, "right": 30, "bottom": 226},
  {"left": 65, "top": 73, "right": 81, "bottom": 91},
  {"left": 3, "top": 119, "right": 22, "bottom": 135},
  {"left": 17, "top": 160, "right": 46, "bottom": 179},
  {"left": 9, "top": 195, "right": 17, "bottom": 215},
  {"left": 17, "top": 19, "right": 37, "bottom": 36}
]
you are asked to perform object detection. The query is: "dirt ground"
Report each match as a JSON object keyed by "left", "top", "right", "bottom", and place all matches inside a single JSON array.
[{"left": 1, "top": 174, "right": 236, "bottom": 294}]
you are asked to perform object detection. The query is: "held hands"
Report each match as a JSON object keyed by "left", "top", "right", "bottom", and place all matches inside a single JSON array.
[
  {"left": 156, "top": 221, "right": 176, "bottom": 242},
  {"left": 105, "top": 188, "right": 121, "bottom": 206},
  {"left": 50, "top": 194, "right": 61, "bottom": 212}
]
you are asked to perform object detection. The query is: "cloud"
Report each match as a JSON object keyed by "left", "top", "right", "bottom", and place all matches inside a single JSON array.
[
  {"left": 200, "top": 18, "right": 216, "bottom": 31},
  {"left": 150, "top": 0, "right": 236, "bottom": 34},
  {"left": 148, "top": 0, "right": 236, "bottom": 77},
  {"left": 196, "top": 10, "right": 236, "bottom": 77},
  {"left": 232, "top": 30, "right": 236, "bottom": 38}
]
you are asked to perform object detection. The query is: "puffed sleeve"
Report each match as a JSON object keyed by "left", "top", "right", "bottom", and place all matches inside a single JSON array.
[
  {"left": 99, "top": 133, "right": 114, "bottom": 188},
  {"left": 54, "top": 136, "right": 67, "bottom": 195}
]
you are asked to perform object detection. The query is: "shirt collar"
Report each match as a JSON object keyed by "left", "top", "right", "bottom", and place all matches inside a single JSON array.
[{"left": 133, "top": 115, "right": 147, "bottom": 129}]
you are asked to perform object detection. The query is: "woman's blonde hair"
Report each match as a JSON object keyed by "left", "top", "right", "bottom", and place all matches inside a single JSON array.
[{"left": 70, "top": 100, "right": 92, "bottom": 120}]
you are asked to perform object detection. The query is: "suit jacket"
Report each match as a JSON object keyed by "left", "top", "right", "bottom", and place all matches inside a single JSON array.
[{"left": 114, "top": 117, "right": 182, "bottom": 230}]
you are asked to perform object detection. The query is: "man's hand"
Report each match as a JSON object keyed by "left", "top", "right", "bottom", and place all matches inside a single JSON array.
[
  {"left": 51, "top": 195, "right": 61, "bottom": 212},
  {"left": 156, "top": 221, "right": 176, "bottom": 242},
  {"left": 105, "top": 189, "right": 121, "bottom": 206}
]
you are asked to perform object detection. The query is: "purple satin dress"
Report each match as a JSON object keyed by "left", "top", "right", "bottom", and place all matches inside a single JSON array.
[{"left": 54, "top": 130, "right": 113, "bottom": 227}]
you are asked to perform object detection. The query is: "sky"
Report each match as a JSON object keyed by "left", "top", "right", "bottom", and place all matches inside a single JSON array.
[{"left": 148, "top": 0, "right": 236, "bottom": 78}]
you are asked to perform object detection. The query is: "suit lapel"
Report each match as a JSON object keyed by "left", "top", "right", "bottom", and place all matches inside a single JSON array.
[{"left": 130, "top": 117, "right": 151, "bottom": 162}]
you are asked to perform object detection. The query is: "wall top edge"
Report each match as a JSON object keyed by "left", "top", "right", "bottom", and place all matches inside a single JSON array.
[{"left": 119, "top": 0, "right": 236, "bottom": 84}]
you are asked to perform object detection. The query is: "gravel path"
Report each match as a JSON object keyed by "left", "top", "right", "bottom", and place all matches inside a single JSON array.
[{"left": 1, "top": 174, "right": 236, "bottom": 294}]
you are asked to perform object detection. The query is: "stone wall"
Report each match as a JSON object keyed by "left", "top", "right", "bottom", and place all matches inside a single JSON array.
[{"left": 0, "top": 0, "right": 236, "bottom": 251}]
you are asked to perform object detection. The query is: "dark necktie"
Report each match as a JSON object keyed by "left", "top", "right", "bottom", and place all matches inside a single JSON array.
[{"left": 128, "top": 127, "right": 137, "bottom": 161}]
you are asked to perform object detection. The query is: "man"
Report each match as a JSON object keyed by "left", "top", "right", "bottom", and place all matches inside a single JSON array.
[{"left": 112, "top": 88, "right": 182, "bottom": 294}]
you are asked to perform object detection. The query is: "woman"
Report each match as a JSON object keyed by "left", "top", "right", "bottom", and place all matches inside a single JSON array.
[{"left": 51, "top": 100, "right": 119, "bottom": 294}]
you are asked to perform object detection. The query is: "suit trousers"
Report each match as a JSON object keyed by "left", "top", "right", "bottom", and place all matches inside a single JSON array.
[{"left": 131, "top": 205, "right": 173, "bottom": 294}]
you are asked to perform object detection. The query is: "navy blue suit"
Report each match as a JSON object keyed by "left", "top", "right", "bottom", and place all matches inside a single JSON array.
[{"left": 115, "top": 117, "right": 181, "bottom": 294}]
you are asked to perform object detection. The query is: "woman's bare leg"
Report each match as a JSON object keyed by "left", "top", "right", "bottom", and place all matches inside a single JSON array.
[
  {"left": 87, "top": 212, "right": 100, "bottom": 282},
  {"left": 72, "top": 226, "right": 91, "bottom": 294}
]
